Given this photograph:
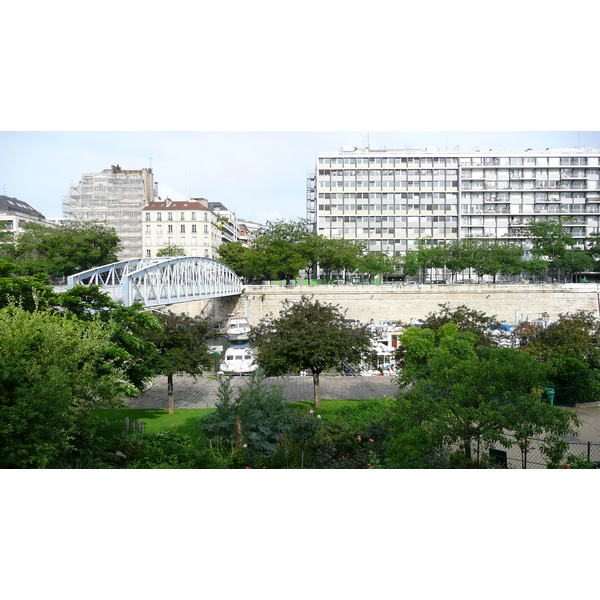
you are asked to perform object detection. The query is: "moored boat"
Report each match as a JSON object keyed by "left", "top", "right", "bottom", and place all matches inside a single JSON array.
[
  {"left": 219, "top": 345, "right": 258, "bottom": 375},
  {"left": 226, "top": 317, "right": 251, "bottom": 342}
]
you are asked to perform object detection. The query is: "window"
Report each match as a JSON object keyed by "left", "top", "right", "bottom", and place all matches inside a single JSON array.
[
  {"left": 192, "top": 224, "right": 197, "bottom": 233},
  {"left": 156, "top": 212, "right": 162, "bottom": 221},
  {"left": 180, "top": 212, "right": 185, "bottom": 221},
  {"left": 156, "top": 225, "right": 162, "bottom": 234},
  {"left": 145, "top": 250, "right": 151, "bottom": 257},
  {"left": 191, "top": 212, "right": 196, "bottom": 221},
  {"left": 145, "top": 213, "right": 151, "bottom": 221},
  {"left": 157, "top": 237, "right": 163, "bottom": 245},
  {"left": 180, "top": 224, "right": 186, "bottom": 233},
  {"left": 204, "top": 224, "right": 208, "bottom": 234},
  {"left": 180, "top": 237, "right": 186, "bottom": 246},
  {"left": 145, "top": 225, "right": 151, "bottom": 234},
  {"left": 168, "top": 224, "right": 173, "bottom": 233},
  {"left": 167, "top": 212, "right": 173, "bottom": 221},
  {"left": 191, "top": 237, "right": 197, "bottom": 245}
]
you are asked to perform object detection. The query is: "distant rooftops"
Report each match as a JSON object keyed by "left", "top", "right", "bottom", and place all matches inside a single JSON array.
[
  {"left": 143, "top": 197, "right": 209, "bottom": 210},
  {"left": 0, "top": 195, "right": 45, "bottom": 219}
]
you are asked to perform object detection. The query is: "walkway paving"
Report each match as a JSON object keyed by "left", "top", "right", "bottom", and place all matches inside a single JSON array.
[
  {"left": 126, "top": 375, "right": 600, "bottom": 443},
  {"left": 125, "top": 374, "right": 399, "bottom": 409}
]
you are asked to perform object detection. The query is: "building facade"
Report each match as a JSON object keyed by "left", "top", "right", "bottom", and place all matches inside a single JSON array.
[
  {"left": 63, "top": 165, "right": 155, "bottom": 260},
  {"left": 1, "top": 195, "right": 50, "bottom": 233},
  {"left": 307, "top": 146, "right": 600, "bottom": 256},
  {"left": 141, "top": 197, "right": 220, "bottom": 259}
]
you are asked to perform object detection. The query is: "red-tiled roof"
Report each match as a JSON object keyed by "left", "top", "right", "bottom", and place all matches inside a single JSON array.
[{"left": 143, "top": 201, "right": 209, "bottom": 211}]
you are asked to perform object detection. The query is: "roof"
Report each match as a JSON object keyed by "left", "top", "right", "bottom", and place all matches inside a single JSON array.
[
  {"left": 143, "top": 200, "right": 209, "bottom": 211},
  {"left": 0, "top": 195, "right": 45, "bottom": 219}
]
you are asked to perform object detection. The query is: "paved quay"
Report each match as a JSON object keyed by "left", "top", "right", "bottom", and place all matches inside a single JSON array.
[
  {"left": 126, "top": 375, "right": 600, "bottom": 443},
  {"left": 125, "top": 374, "right": 399, "bottom": 410}
]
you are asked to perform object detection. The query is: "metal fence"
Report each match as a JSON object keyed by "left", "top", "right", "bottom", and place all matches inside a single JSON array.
[{"left": 489, "top": 436, "right": 600, "bottom": 469}]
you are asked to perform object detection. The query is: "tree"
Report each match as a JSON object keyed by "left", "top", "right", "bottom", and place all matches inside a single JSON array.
[
  {"left": 388, "top": 322, "right": 580, "bottom": 466},
  {"left": 55, "top": 285, "right": 161, "bottom": 393},
  {"left": 555, "top": 248, "right": 595, "bottom": 282},
  {"left": 515, "top": 310, "right": 600, "bottom": 393},
  {"left": 217, "top": 241, "right": 252, "bottom": 280},
  {"left": 444, "top": 241, "right": 476, "bottom": 282},
  {"left": 469, "top": 242, "right": 525, "bottom": 283},
  {"left": 143, "top": 310, "right": 213, "bottom": 414},
  {"left": 5, "top": 221, "right": 121, "bottom": 278},
  {"left": 296, "top": 231, "right": 324, "bottom": 284},
  {"left": 357, "top": 251, "right": 391, "bottom": 283},
  {"left": 0, "top": 305, "right": 131, "bottom": 468},
  {"left": 0, "top": 260, "right": 56, "bottom": 311},
  {"left": 525, "top": 219, "right": 575, "bottom": 280},
  {"left": 157, "top": 244, "right": 186, "bottom": 257},
  {"left": 417, "top": 240, "right": 447, "bottom": 283},
  {"left": 400, "top": 250, "right": 421, "bottom": 280},
  {"left": 250, "top": 296, "right": 373, "bottom": 407},
  {"left": 249, "top": 219, "right": 312, "bottom": 284},
  {"left": 417, "top": 303, "right": 502, "bottom": 349}
]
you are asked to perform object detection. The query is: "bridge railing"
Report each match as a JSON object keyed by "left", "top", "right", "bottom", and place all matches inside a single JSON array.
[{"left": 68, "top": 257, "right": 242, "bottom": 306}]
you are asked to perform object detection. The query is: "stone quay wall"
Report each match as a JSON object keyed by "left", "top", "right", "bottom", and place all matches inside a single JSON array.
[{"left": 176, "top": 283, "right": 600, "bottom": 328}]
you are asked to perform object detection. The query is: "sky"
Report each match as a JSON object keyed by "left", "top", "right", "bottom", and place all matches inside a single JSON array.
[{"left": 2, "top": 130, "right": 600, "bottom": 223}]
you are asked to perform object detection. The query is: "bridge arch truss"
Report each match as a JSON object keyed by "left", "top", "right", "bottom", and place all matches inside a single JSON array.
[{"left": 67, "top": 257, "right": 242, "bottom": 307}]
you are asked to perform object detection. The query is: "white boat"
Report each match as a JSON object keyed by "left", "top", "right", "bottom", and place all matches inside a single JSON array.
[
  {"left": 219, "top": 345, "right": 258, "bottom": 375},
  {"left": 226, "top": 317, "right": 251, "bottom": 342}
]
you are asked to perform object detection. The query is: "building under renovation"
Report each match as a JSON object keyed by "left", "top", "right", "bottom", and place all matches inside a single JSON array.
[{"left": 63, "top": 165, "right": 155, "bottom": 260}]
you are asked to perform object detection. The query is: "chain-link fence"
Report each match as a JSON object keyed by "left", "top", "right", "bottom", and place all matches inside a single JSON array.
[{"left": 489, "top": 435, "right": 600, "bottom": 469}]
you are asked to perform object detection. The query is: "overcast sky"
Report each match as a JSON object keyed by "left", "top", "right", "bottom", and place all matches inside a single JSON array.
[{"left": 2, "top": 130, "right": 600, "bottom": 223}]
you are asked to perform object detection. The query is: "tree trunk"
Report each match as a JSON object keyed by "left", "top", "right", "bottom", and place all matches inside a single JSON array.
[
  {"left": 312, "top": 371, "right": 321, "bottom": 408},
  {"left": 167, "top": 373, "right": 175, "bottom": 414},
  {"left": 463, "top": 439, "right": 472, "bottom": 461}
]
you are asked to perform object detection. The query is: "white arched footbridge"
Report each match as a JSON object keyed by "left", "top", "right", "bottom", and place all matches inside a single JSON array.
[{"left": 67, "top": 257, "right": 242, "bottom": 307}]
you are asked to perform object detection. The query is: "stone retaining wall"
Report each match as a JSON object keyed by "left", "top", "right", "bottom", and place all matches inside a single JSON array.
[{"left": 176, "top": 283, "right": 600, "bottom": 327}]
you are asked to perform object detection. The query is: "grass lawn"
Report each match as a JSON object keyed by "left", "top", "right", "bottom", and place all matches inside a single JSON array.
[{"left": 92, "top": 399, "right": 369, "bottom": 440}]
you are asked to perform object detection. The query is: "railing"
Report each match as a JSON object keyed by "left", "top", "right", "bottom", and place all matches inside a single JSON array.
[{"left": 490, "top": 435, "right": 600, "bottom": 469}]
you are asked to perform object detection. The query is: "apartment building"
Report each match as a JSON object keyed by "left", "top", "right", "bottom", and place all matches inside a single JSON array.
[
  {"left": 1, "top": 195, "right": 50, "bottom": 233},
  {"left": 307, "top": 146, "right": 600, "bottom": 255},
  {"left": 63, "top": 165, "right": 155, "bottom": 260},
  {"left": 141, "top": 197, "right": 220, "bottom": 259}
]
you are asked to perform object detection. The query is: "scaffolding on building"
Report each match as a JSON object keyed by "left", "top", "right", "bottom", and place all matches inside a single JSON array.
[{"left": 62, "top": 165, "right": 155, "bottom": 261}]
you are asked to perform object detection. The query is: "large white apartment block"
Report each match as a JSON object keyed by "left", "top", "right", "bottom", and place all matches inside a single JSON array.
[
  {"left": 63, "top": 165, "right": 155, "bottom": 261},
  {"left": 141, "top": 197, "right": 220, "bottom": 259},
  {"left": 307, "top": 146, "right": 600, "bottom": 255}
]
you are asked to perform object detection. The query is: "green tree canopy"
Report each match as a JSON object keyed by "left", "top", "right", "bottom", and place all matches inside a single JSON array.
[
  {"left": 525, "top": 219, "right": 575, "bottom": 278},
  {"left": 250, "top": 296, "right": 373, "bottom": 407},
  {"left": 55, "top": 284, "right": 161, "bottom": 392},
  {"left": 217, "top": 241, "right": 252, "bottom": 279},
  {"left": 0, "top": 305, "right": 131, "bottom": 468},
  {"left": 388, "top": 323, "right": 579, "bottom": 466},
  {"left": 3, "top": 221, "right": 121, "bottom": 278},
  {"left": 248, "top": 219, "right": 312, "bottom": 283},
  {"left": 142, "top": 310, "right": 213, "bottom": 413}
]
